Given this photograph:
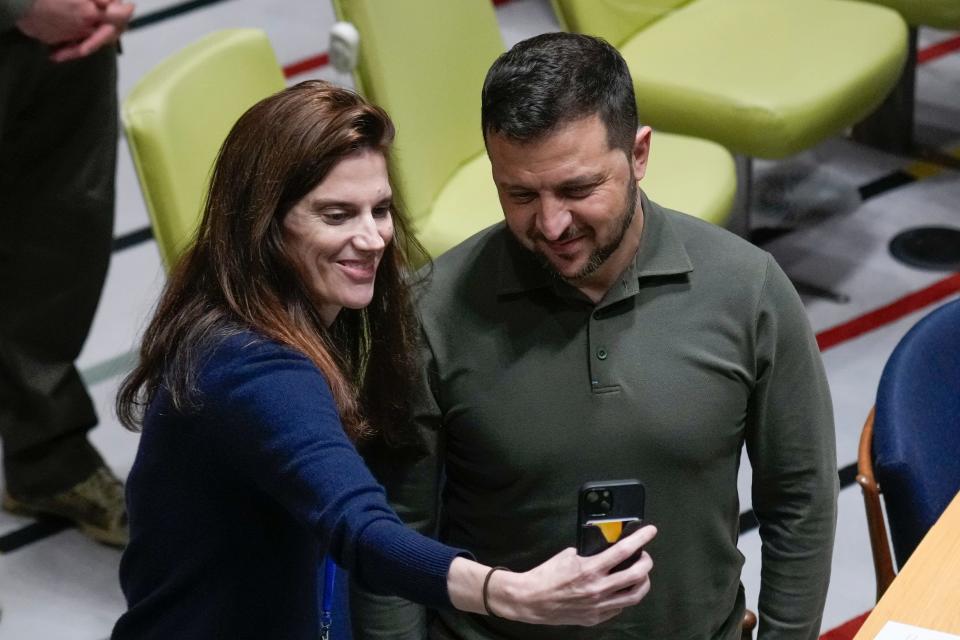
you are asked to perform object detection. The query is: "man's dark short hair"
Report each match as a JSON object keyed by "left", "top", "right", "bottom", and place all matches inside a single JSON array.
[{"left": 481, "top": 32, "right": 638, "bottom": 155}]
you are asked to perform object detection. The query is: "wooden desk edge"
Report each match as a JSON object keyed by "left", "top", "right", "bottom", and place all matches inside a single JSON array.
[{"left": 853, "top": 490, "right": 960, "bottom": 639}]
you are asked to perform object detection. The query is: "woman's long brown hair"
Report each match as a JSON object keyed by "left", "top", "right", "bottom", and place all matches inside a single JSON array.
[{"left": 116, "top": 80, "right": 427, "bottom": 443}]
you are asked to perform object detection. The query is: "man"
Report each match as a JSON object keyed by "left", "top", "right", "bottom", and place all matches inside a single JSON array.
[
  {"left": 353, "top": 33, "right": 837, "bottom": 639},
  {"left": 0, "top": 0, "right": 134, "bottom": 550}
]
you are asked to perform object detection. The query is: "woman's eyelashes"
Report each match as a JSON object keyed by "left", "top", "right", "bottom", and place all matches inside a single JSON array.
[{"left": 319, "top": 202, "right": 392, "bottom": 225}]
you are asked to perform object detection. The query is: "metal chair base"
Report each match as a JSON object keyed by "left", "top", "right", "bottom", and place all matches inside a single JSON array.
[{"left": 889, "top": 227, "right": 960, "bottom": 271}]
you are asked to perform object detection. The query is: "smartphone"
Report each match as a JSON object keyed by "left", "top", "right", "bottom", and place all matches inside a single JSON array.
[{"left": 576, "top": 479, "right": 645, "bottom": 570}]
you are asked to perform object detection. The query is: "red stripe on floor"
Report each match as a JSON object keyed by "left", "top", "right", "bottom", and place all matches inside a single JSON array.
[
  {"left": 283, "top": 52, "right": 330, "bottom": 78},
  {"left": 918, "top": 35, "right": 960, "bottom": 64},
  {"left": 817, "top": 273, "right": 960, "bottom": 352},
  {"left": 820, "top": 611, "right": 871, "bottom": 640}
]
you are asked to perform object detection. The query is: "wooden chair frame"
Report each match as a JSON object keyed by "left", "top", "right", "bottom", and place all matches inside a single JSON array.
[{"left": 855, "top": 406, "right": 898, "bottom": 601}]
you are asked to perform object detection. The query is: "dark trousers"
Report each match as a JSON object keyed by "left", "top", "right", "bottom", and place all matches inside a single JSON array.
[{"left": 0, "top": 29, "right": 117, "bottom": 497}]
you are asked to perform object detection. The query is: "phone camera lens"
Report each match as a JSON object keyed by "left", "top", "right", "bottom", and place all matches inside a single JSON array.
[
  {"left": 600, "top": 500, "right": 611, "bottom": 511},
  {"left": 586, "top": 491, "right": 599, "bottom": 503}
]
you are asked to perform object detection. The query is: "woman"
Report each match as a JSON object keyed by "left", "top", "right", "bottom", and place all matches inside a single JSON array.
[{"left": 112, "top": 80, "right": 654, "bottom": 638}]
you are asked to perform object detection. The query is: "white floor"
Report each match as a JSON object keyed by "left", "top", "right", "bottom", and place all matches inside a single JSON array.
[{"left": 1, "top": 1, "right": 958, "bottom": 638}]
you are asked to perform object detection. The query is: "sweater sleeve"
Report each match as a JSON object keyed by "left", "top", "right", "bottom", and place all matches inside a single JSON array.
[
  {"left": 194, "top": 334, "right": 463, "bottom": 610},
  {"left": 746, "top": 255, "right": 839, "bottom": 640},
  {"left": 1, "top": 0, "right": 34, "bottom": 32},
  {"left": 350, "top": 331, "right": 446, "bottom": 640}
]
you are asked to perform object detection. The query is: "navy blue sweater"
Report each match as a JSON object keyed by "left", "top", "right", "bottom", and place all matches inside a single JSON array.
[{"left": 113, "top": 332, "right": 462, "bottom": 639}]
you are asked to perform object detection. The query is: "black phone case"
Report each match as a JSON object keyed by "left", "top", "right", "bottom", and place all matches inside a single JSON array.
[{"left": 576, "top": 479, "right": 645, "bottom": 570}]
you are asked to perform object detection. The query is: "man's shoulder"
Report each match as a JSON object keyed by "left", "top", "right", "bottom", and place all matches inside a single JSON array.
[
  {"left": 416, "top": 222, "right": 507, "bottom": 303},
  {"left": 657, "top": 203, "right": 772, "bottom": 279},
  {"left": 646, "top": 201, "right": 791, "bottom": 316}
]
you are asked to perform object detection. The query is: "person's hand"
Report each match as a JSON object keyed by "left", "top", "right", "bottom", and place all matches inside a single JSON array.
[
  {"left": 487, "top": 524, "right": 657, "bottom": 626},
  {"left": 15, "top": 0, "right": 135, "bottom": 63},
  {"left": 15, "top": 0, "right": 102, "bottom": 45},
  {"left": 49, "top": 0, "right": 135, "bottom": 63}
]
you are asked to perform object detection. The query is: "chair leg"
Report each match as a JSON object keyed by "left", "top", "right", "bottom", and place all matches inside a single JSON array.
[
  {"left": 738, "top": 155, "right": 850, "bottom": 303},
  {"left": 731, "top": 155, "right": 753, "bottom": 239},
  {"left": 852, "top": 27, "right": 960, "bottom": 170},
  {"left": 852, "top": 28, "right": 960, "bottom": 272},
  {"left": 852, "top": 27, "right": 917, "bottom": 154}
]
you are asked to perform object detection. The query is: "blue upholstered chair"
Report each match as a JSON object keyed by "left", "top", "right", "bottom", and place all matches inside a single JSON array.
[{"left": 856, "top": 298, "right": 960, "bottom": 600}]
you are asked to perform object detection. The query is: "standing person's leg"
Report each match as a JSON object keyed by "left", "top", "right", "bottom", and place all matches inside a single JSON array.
[{"left": 0, "top": 30, "right": 125, "bottom": 546}]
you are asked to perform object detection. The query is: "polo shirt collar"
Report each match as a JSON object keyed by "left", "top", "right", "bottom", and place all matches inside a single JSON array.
[
  {"left": 496, "top": 190, "right": 694, "bottom": 298},
  {"left": 631, "top": 191, "right": 694, "bottom": 279}
]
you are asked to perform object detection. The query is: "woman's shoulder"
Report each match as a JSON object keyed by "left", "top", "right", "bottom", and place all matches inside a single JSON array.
[
  {"left": 196, "top": 329, "right": 328, "bottom": 401},
  {"left": 204, "top": 328, "right": 308, "bottom": 364}
]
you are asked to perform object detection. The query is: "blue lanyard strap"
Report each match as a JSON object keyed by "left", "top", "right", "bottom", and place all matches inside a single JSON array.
[{"left": 319, "top": 556, "right": 336, "bottom": 640}]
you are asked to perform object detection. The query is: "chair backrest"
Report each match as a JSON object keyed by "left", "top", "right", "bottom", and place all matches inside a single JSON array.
[
  {"left": 122, "top": 29, "right": 286, "bottom": 269},
  {"left": 330, "top": 0, "right": 503, "bottom": 227},
  {"left": 873, "top": 297, "right": 960, "bottom": 568},
  {"left": 551, "top": 0, "right": 693, "bottom": 47}
]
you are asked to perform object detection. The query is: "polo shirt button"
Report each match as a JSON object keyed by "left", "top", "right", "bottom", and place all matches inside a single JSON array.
[{"left": 597, "top": 349, "right": 608, "bottom": 360}]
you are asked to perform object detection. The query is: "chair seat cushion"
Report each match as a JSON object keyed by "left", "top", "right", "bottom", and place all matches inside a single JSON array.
[
  {"left": 415, "top": 152, "right": 501, "bottom": 260},
  {"left": 621, "top": 0, "right": 908, "bottom": 158},
  {"left": 643, "top": 131, "right": 736, "bottom": 226},
  {"left": 865, "top": 0, "right": 960, "bottom": 28},
  {"left": 417, "top": 132, "right": 736, "bottom": 259}
]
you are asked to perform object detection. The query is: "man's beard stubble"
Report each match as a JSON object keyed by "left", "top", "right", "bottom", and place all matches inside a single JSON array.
[{"left": 535, "top": 177, "right": 639, "bottom": 283}]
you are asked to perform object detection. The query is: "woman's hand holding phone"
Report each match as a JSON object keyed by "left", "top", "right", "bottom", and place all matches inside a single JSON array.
[{"left": 448, "top": 524, "right": 656, "bottom": 627}]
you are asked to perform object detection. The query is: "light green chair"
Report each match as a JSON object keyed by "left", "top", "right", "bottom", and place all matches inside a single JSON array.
[
  {"left": 552, "top": 0, "right": 909, "bottom": 160},
  {"left": 331, "top": 0, "right": 737, "bottom": 261},
  {"left": 852, "top": 1, "right": 960, "bottom": 269},
  {"left": 554, "top": 0, "right": 908, "bottom": 301},
  {"left": 122, "top": 29, "right": 286, "bottom": 270},
  {"left": 853, "top": 0, "right": 960, "bottom": 155}
]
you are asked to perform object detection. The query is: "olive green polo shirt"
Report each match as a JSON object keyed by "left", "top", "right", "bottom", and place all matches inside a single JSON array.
[{"left": 353, "top": 194, "right": 838, "bottom": 640}]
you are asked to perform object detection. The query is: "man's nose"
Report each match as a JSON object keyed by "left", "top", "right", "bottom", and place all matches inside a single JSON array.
[{"left": 536, "top": 195, "right": 572, "bottom": 241}]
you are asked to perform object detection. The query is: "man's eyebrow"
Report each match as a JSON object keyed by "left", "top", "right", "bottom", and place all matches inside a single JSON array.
[
  {"left": 497, "top": 173, "right": 607, "bottom": 192},
  {"left": 495, "top": 179, "right": 531, "bottom": 192},
  {"left": 558, "top": 173, "right": 606, "bottom": 189}
]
